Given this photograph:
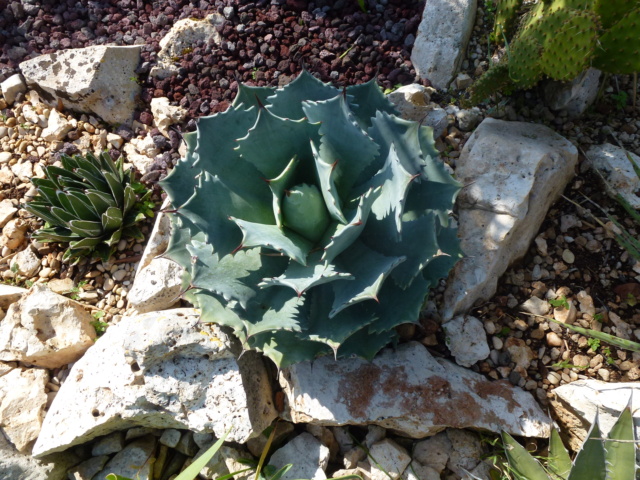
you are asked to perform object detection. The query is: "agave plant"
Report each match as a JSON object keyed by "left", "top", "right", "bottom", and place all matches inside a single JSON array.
[
  {"left": 160, "top": 71, "right": 462, "bottom": 367},
  {"left": 25, "top": 151, "right": 153, "bottom": 262},
  {"left": 501, "top": 402, "right": 638, "bottom": 480}
]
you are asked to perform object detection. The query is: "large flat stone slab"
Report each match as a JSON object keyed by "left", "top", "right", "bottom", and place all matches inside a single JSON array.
[
  {"left": 33, "top": 308, "right": 277, "bottom": 457},
  {"left": 279, "top": 342, "right": 550, "bottom": 439},
  {"left": 442, "top": 118, "right": 577, "bottom": 321}
]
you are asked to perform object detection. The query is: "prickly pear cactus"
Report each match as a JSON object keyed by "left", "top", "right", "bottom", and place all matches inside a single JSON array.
[
  {"left": 160, "top": 72, "right": 462, "bottom": 367},
  {"left": 468, "top": 0, "right": 640, "bottom": 104}
]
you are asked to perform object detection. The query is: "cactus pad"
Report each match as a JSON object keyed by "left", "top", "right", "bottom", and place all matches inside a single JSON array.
[
  {"left": 508, "top": 35, "right": 543, "bottom": 88},
  {"left": 593, "top": 6, "right": 640, "bottom": 74}
]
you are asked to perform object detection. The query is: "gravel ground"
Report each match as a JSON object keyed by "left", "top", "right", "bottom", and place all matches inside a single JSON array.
[{"left": 1, "top": 0, "right": 639, "bottom": 410}]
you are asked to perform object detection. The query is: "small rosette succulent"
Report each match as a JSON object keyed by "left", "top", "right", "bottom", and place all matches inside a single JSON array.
[
  {"left": 161, "top": 71, "right": 462, "bottom": 367},
  {"left": 25, "top": 151, "right": 153, "bottom": 262}
]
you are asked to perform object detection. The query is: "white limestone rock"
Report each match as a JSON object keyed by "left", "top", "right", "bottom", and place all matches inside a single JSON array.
[
  {"left": 386, "top": 84, "right": 449, "bottom": 138},
  {"left": 127, "top": 257, "right": 184, "bottom": 313},
  {"left": 0, "top": 198, "right": 17, "bottom": 228},
  {"left": 521, "top": 296, "right": 550, "bottom": 316},
  {"left": 279, "top": 342, "right": 550, "bottom": 439},
  {"left": 0, "top": 367, "right": 48, "bottom": 452},
  {"left": 586, "top": 143, "right": 640, "bottom": 210},
  {"left": 151, "top": 97, "right": 187, "bottom": 138},
  {"left": 544, "top": 68, "right": 601, "bottom": 118},
  {"left": 410, "top": 0, "right": 477, "bottom": 89},
  {"left": 368, "top": 439, "right": 411, "bottom": 480},
  {"left": 95, "top": 436, "right": 157, "bottom": 480},
  {"left": 270, "top": 433, "right": 330, "bottom": 480},
  {"left": 550, "top": 379, "right": 640, "bottom": 459},
  {"left": 20, "top": 45, "right": 142, "bottom": 125},
  {"left": 412, "top": 432, "right": 451, "bottom": 474},
  {"left": 136, "top": 198, "right": 171, "bottom": 274},
  {"left": 9, "top": 245, "right": 41, "bottom": 277},
  {"left": 442, "top": 118, "right": 577, "bottom": 320},
  {"left": 1, "top": 218, "right": 29, "bottom": 250},
  {"left": 151, "top": 14, "right": 225, "bottom": 79},
  {"left": 401, "top": 462, "right": 440, "bottom": 480},
  {"left": 33, "top": 308, "right": 276, "bottom": 457},
  {"left": 443, "top": 315, "right": 490, "bottom": 367},
  {"left": 41, "top": 109, "right": 73, "bottom": 142},
  {"left": 0, "top": 284, "right": 96, "bottom": 369},
  {"left": 1, "top": 74, "right": 27, "bottom": 105},
  {"left": 199, "top": 445, "right": 253, "bottom": 480}
]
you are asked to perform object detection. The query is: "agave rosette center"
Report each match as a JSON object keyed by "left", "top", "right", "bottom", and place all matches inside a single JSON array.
[{"left": 161, "top": 72, "right": 462, "bottom": 367}]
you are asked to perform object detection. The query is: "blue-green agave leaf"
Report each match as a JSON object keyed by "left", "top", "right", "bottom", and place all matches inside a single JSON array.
[
  {"left": 244, "top": 287, "right": 307, "bottom": 337},
  {"left": 311, "top": 140, "right": 346, "bottom": 224},
  {"left": 330, "top": 241, "right": 405, "bottom": 317},
  {"left": 568, "top": 412, "right": 606, "bottom": 480},
  {"left": 247, "top": 329, "right": 331, "bottom": 368},
  {"left": 266, "top": 155, "right": 300, "bottom": 228},
  {"left": 548, "top": 428, "right": 572, "bottom": 479},
  {"left": 336, "top": 328, "right": 398, "bottom": 361},
  {"left": 346, "top": 78, "right": 399, "bottom": 128},
  {"left": 232, "top": 83, "right": 277, "bottom": 109},
  {"left": 502, "top": 432, "right": 550, "bottom": 480},
  {"left": 604, "top": 402, "right": 636, "bottom": 480},
  {"left": 266, "top": 70, "right": 340, "bottom": 120},
  {"left": 259, "top": 251, "right": 353, "bottom": 296},
  {"left": 159, "top": 131, "right": 200, "bottom": 209},
  {"left": 187, "top": 289, "right": 247, "bottom": 338},
  {"left": 322, "top": 187, "right": 379, "bottom": 264},
  {"left": 231, "top": 217, "right": 313, "bottom": 265}
]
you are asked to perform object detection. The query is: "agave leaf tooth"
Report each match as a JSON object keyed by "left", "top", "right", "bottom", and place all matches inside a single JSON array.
[
  {"left": 187, "top": 241, "right": 263, "bottom": 309},
  {"left": 259, "top": 251, "right": 354, "bottom": 296},
  {"left": 501, "top": 432, "right": 550, "bottom": 480},
  {"left": 236, "top": 108, "right": 318, "bottom": 180},
  {"left": 604, "top": 400, "right": 636, "bottom": 480},
  {"left": 422, "top": 223, "right": 463, "bottom": 290},
  {"left": 547, "top": 428, "right": 572, "bottom": 479},
  {"left": 346, "top": 78, "right": 399, "bottom": 128},
  {"left": 248, "top": 329, "right": 331, "bottom": 368},
  {"left": 160, "top": 132, "right": 200, "bottom": 209},
  {"left": 266, "top": 70, "right": 340, "bottom": 120},
  {"left": 164, "top": 214, "right": 202, "bottom": 268},
  {"left": 232, "top": 83, "right": 277, "bottom": 109},
  {"left": 322, "top": 187, "right": 379, "bottom": 264},
  {"left": 231, "top": 217, "right": 312, "bottom": 266},
  {"left": 417, "top": 124, "right": 441, "bottom": 165},
  {"left": 187, "top": 288, "right": 248, "bottom": 340},
  {"left": 329, "top": 240, "right": 405, "bottom": 318},
  {"left": 364, "top": 274, "right": 427, "bottom": 335},
  {"left": 311, "top": 140, "right": 346, "bottom": 224},
  {"left": 303, "top": 94, "right": 379, "bottom": 198},
  {"left": 267, "top": 155, "right": 301, "bottom": 228},
  {"left": 244, "top": 287, "right": 307, "bottom": 337},
  {"left": 568, "top": 411, "right": 607, "bottom": 480}
]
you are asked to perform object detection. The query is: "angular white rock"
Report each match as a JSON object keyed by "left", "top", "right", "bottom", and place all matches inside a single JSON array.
[
  {"left": 0, "top": 367, "right": 48, "bottom": 452},
  {"left": 1, "top": 74, "right": 27, "bottom": 105},
  {"left": 410, "top": 0, "right": 477, "bottom": 89},
  {"left": 33, "top": 308, "right": 276, "bottom": 457},
  {"left": 9, "top": 245, "right": 41, "bottom": 277},
  {"left": 543, "top": 68, "right": 601, "bottom": 118},
  {"left": 41, "top": 109, "right": 73, "bottom": 141},
  {"left": 270, "top": 433, "right": 330, "bottom": 480},
  {"left": 443, "top": 118, "right": 577, "bottom": 320},
  {"left": 95, "top": 436, "right": 157, "bottom": 480},
  {"left": 443, "top": 315, "right": 490, "bottom": 367},
  {"left": 127, "top": 257, "right": 184, "bottom": 313},
  {"left": 386, "top": 84, "right": 448, "bottom": 138},
  {"left": 521, "top": 296, "right": 550, "bottom": 316},
  {"left": 152, "top": 14, "right": 225, "bottom": 79},
  {"left": 151, "top": 97, "right": 187, "bottom": 137},
  {"left": 0, "top": 284, "right": 27, "bottom": 311},
  {"left": 136, "top": 198, "right": 172, "bottom": 274},
  {"left": 586, "top": 143, "right": 640, "bottom": 210},
  {"left": 0, "top": 198, "right": 17, "bottom": 228},
  {"left": 550, "top": 380, "right": 640, "bottom": 459},
  {"left": 20, "top": 45, "right": 142, "bottom": 125},
  {"left": 0, "top": 284, "right": 96, "bottom": 369},
  {"left": 368, "top": 439, "right": 411, "bottom": 480},
  {"left": 279, "top": 342, "right": 550, "bottom": 439}
]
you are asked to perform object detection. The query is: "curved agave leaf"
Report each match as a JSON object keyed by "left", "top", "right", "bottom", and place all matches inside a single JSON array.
[
  {"left": 567, "top": 413, "right": 606, "bottom": 480},
  {"left": 266, "top": 70, "right": 340, "bottom": 120},
  {"left": 502, "top": 432, "right": 550, "bottom": 480}
]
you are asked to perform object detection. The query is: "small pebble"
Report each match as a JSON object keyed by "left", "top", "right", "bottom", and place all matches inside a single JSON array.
[
  {"left": 546, "top": 332, "right": 563, "bottom": 347},
  {"left": 562, "top": 249, "right": 575, "bottom": 264}
]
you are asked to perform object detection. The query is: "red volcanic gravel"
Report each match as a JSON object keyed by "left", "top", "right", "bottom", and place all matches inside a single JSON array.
[{"left": 0, "top": 0, "right": 425, "bottom": 123}]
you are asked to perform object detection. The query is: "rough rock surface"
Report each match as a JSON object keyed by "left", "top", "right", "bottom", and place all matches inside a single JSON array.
[
  {"left": 95, "top": 436, "right": 157, "bottom": 480},
  {"left": 0, "top": 73, "right": 27, "bottom": 105},
  {"left": 269, "top": 433, "right": 330, "bottom": 480},
  {"left": 550, "top": 380, "right": 640, "bottom": 456},
  {"left": 387, "top": 84, "right": 448, "bottom": 138},
  {"left": 0, "top": 367, "right": 48, "bottom": 452},
  {"left": 0, "top": 284, "right": 26, "bottom": 311},
  {"left": 127, "top": 257, "right": 184, "bottom": 313},
  {"left": 279, "top": 342, "right": 550, "bottom": 438},
  {"left": 0, "top": 284, "right": 96, "bottom": 369},
  {"left": 368, "top": 438, "right": 411, "bottom": 480},
  {"left": 443, "top": 118, "right": 578, "bottom": 320},
  {"left": 19, "top": 45, "right": 142, "bottom": 125},
  {"left": 151, "top": 97, "right": 187, "bottom": 138},
  {"left": 543, "top": 68, "right": 601, "bottom": 118},
  {"left": 33, "top": 308, "right": 276, "bottom": 457},
  {"left": 411, "top": 0, "right": 477, "bottom": 89},
  {"left": 443, "top": 315, "right": 490, "bottom": 367},
  {"left": 586, "top": 143, "right": 640, "bottom": 210}
]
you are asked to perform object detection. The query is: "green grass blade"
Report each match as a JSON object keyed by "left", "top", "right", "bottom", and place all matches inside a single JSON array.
[
  {"left": 604, "top": 405, "right": 637, "bottom": 480},
  {"left": 502, "top": 432, "right": 550, "bottom": 480},
  {"left": 172, "top": 431, "right": 229, "bottom": 480}
]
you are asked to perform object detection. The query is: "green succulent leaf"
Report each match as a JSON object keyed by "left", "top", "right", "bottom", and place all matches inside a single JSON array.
[
  {"left": 101, "top": 206, "right": 123, "bottom": 232},
  {"left": 232, "top": 83, "right": 276, "bottom": 109},
  {"left": 547, "top": 428, "right": 572, "bottom": 479},
  {"left": 502, "top": 432, "right": 550, "bottom": 480},
  {"left": 603, "top": 403, "right": 636, "bottom": 480},
  {"left": 345, "top": 78, "right": 399, "bottom": 128},
  {"left": 266, "top": 70, "right": 340, "bottom": 120},
  {"left": 568, "top": 414, "right": 606, "bottom": 480}
]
